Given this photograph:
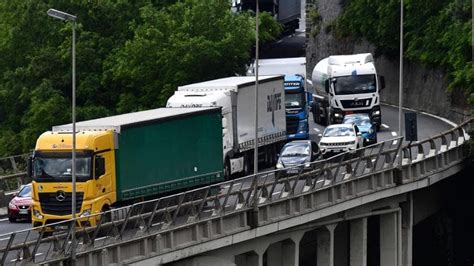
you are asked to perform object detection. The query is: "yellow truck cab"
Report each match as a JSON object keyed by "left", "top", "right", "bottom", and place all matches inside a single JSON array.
[{"left": 31, "top": 130, "right": 115, "bottom": 228}]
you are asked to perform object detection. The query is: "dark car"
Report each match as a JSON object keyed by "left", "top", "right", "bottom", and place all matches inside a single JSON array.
[
  {"left": 342, "top": 113, "right": 377, "bottom": 146},
  {"left": 276, "top": 140, "right": 321, "bottom": 175},
  {"left": 8, "top": 183, "right": 32, "bottom": 222}
]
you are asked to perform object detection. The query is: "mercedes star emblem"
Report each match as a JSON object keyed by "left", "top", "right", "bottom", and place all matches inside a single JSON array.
[{"left": 56, "top": 190, "right": 66, "bottom": 202}]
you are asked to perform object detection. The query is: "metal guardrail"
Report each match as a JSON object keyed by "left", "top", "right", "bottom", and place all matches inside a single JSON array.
[
  {"left": 0, "top": 119, "right": 471, "bottom": 265},
  {"left": 0, "top": 153, "right": 30, "bottom": 196}
]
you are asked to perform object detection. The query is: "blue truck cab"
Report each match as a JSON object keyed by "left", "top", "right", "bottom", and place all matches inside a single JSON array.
[{"left": 284, "top": 75, "right": 309, "bottom": 140}]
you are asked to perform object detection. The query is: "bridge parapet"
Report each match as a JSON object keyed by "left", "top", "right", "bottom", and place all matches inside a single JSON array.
[{"left": 0, "top": 119, "right": 471, "bottom": 265}]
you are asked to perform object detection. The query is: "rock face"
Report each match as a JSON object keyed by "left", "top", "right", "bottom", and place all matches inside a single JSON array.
[{"left": 305, "top": 0, "right": 470, "bottom": 123}]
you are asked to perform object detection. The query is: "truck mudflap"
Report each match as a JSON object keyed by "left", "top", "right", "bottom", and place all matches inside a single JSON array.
[{"left": 239, "top": 131, "right": 287, "bottom": 152}]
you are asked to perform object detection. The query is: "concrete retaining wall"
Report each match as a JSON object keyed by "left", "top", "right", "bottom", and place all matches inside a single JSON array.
[{"left": 305, "top": 0, "right": 470, "bottom": 123}]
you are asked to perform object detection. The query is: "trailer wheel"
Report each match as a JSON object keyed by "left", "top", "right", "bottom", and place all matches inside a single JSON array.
[{"left": 224, "top": 158, "right": 231, "bottom": 180}]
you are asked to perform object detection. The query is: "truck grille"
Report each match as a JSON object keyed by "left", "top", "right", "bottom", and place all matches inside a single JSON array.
[
  {"left": 286, "top": 117, "right": 299, "bottom": 134},
  {"left": 340, "top": 99, "right": 372, "bottom": 108},
  {"left": 39, "top": 192, "right": 83, "bottom": 215}
]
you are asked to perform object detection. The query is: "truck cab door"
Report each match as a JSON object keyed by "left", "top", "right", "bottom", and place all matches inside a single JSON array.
[{"left": 94, "top": 155, "right": 109, "bottom": 196}]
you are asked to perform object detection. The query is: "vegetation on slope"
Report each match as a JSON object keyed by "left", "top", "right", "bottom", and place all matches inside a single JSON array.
[{"left": 0, "top": 1, "right": 281, "bottom": 156}]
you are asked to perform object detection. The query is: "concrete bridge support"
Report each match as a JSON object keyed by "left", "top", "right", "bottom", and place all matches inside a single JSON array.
[
  {"left": 350, "top": 218, "right": 367, "bottom": 266},
  {"left": 167, "top": 195, "right": 417, "bottom": 266},
  {"left": 380, "top": 212, "right": 399, "bottom": 266}
]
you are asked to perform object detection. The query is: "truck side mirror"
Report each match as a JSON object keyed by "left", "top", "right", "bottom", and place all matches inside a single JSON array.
[
  {"left": 324, "top": 79, "right": 330, "bottom": 93},
  {"left": 27, "top": 157, "right": 33, "bottom": 179},
  {"left": 95, "top": 156, "right": 105, "bottom": 179},
  {"left": 379, "top": 76, "right": 385, "bottom": 90}
]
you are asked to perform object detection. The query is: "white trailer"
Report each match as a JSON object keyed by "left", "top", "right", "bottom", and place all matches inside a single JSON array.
[
  {"left": 311, "top": 53, "right": 385, "bottom": 130},
  {"left": 166, "top": 76, "right": 286, "bottom": 177}
]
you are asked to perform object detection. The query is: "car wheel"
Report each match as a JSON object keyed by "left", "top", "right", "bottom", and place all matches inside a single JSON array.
[{"left": 8, "top": 217, "right": 16, "bottom": 223}]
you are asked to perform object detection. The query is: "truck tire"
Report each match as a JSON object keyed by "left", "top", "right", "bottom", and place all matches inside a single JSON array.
[
  {"left": 312, "top": 103, "right": 319, "bottom": 123},
  {"left": 224, "top": 158, "right": 231, "bottom": 181},
  {"left": 243, "top": 154, "right": 251, "bottom": 177}
]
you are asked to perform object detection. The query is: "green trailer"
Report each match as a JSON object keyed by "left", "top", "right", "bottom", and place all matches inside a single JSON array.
[{"left": 112, "top": 107, "right": 224, "bottom": 200}]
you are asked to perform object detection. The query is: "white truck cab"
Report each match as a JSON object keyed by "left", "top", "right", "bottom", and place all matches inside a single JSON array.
[{"left": 312, "top": 53, "right": 384, "bottom": 130}]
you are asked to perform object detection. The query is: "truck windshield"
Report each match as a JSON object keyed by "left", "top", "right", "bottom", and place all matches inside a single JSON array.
[
  {"left": 33, "top": 154, "right": 92, "bottom": 182},
  {"left": 334, "top": 74, "right": 376, "bottom": 95},
  {"left": 285, "top": 92, "right": 305, "bottom": 108}
]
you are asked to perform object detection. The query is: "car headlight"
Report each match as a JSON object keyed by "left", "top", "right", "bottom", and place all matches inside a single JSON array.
[
  {"left": 304, "top": 162, "right": 311, "bottom": 168},
  {"left": 8, "top": 202, "right": 17, "bottom": 209},
  {"left": 369, "top": 128, "right": 374, "bottom": 134},
  {"left": 276, "top": 161, "right": 283, "bottom": 169},
  {"left": 348, "top": 141, "right": 356, "bottom": 145},
  {"left": 33, "top": 209, "right": 43, "bottom": 219},
  {"left": 373, "top": 110, "right": 380, "bottom": 116},
  {"left": 80, "top": 209, "right": 91, "bottom": 218},
  {"left": 334, "top": 113, "right": 341, "bottom": 117},
  {"left": 319, "top": 142, "right": 327, "bottom": 146}
]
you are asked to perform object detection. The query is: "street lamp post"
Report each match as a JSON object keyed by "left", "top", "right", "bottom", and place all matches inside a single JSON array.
[
  {"left": 398, "top": 0, "right": 404, "bottom": 140},
  {"left": 249, "top": 0, "right": 260, "bottom": 229},
  {"left": 47, "top": 8, "right": 77, "bottom": 262},
  {"left": 398, "top": 0, "right": 404, "bottom": 171}
]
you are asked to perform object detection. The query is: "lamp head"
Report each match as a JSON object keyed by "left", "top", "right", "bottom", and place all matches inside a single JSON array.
[{"left": 47, "top": 9, "right": 77, "bottom": 21}]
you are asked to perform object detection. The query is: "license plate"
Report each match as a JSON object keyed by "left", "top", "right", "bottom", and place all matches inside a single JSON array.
[
  {"left": 54, "top": 225, "right": 69, "bottom": 230},
  {"left": 19, "top": 209, "right": 28, "bottom": 215},
  {"left": 287, "top": 169, "right": 299, "bottom": 174}
]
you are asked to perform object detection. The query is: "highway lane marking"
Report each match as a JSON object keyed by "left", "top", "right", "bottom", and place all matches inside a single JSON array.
[
  {"left": 382, "top": 103, "right": 458, "bottom": 127},
  {"left": 391, "top": 131, "right": 397, "bottom": 136},
  {"left": 0, "top": 237, "right": 11, "bottom": 241},
  {"left": 313, "top": 128, "right": 320, "bottom": 132},
  {"left": 382, "top": 124, "right": 389, "bottom": 129},
  {"left": 0, "top": 218, "right": 9, "bottom": 222}
]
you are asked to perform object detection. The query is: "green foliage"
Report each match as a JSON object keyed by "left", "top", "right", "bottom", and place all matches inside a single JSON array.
[
  {"left": 308, "top": 8, "right": 322, "bottom": 38},
  {"left": 335, "top": 0, "right": 473, "bottom": 94},
  {"left": 0, "top": 0, "right": 282, "bottom": 156}
]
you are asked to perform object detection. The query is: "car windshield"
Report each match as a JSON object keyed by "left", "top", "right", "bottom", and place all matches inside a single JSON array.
[
  {"left": 285, "top": 92, "right": 305, "bottom": 108},
  {"left": 33, "top": 154, "right": 92, "bottom": 182},
  {"left": 281, "top": 145, "right": 310, "bottom": 157},
  {"left": 17, "top": 185, "right": 31, "bottom": 198},
  {"left": 334, "top": 74, "right": 376, "bottom": 95},
  {"left": 343, "top": 116, "right": 371, "bottom": 126},
  {"left": 323, "top": 127, "right": 355, "bottom": 137}
]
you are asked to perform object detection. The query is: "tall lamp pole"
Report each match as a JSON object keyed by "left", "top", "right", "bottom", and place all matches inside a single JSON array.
[
  {"left": 249, "top": 0, "right": 260, "bottom": 229},
  {"left": 398, "top": 1, "right": 404, "bottom": 141},
  {"left": 47, "top": 8, "right": 77, "bottom": 262},
  {"left": 254, "top": 0, "right": 259, "bottom": 175}
]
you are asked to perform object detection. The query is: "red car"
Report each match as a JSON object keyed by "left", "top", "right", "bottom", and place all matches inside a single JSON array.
[{"left": 8, "top": 183, "right": 32, "bottom": 222}]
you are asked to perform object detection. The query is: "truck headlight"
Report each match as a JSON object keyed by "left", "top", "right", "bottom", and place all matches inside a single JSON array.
[
  {"left": 80, "top": 209, "right": 91, "bottom": 218},
  {"left": 276, "top": 161, "right": 283, "bottom": 169},
  {"left": 298, "top": 119, "right": 308, "bottom": 131},
  {"left": 34, "top": 209, "right": 43, "bottom": 220},
  {"left": 334, "top": 113, "right": 341, "bottom": 117}
]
